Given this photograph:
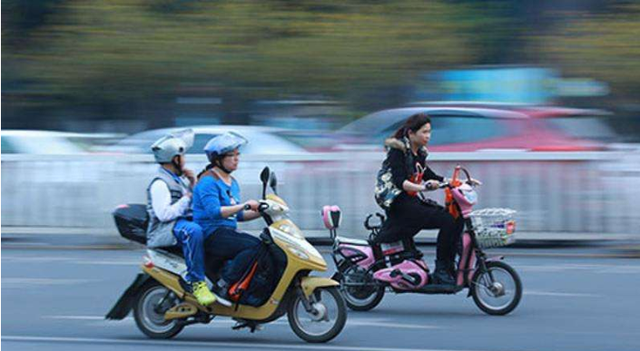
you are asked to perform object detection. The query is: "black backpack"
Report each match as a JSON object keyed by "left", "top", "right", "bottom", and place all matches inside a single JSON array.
[{"left": 235, "top": 243, "right": 287, "bottom": 307}]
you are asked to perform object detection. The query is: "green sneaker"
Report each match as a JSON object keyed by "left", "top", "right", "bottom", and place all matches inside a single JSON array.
[{"left": 192, "top": 281, "right": 216, "bottom": 306}]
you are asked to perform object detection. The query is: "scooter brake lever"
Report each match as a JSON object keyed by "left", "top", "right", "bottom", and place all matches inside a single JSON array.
[{"left": 364, "top": 214, "right": 374, "bottom": 230}]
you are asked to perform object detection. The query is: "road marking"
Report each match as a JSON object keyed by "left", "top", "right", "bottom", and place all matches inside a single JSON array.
[
  {"left": 517, "top": 264, "right": 640, "bottom": 274},
  {"left": 2, "top": 278, "right": 99, "bottom": 287},
  {"left": 46, "top": 315, "right": 442, "bottom": 330},
  {"left": 0, "top": 335, "right": 507, "bottom": 351},
  {"left": 73, "top": 260, "right": 140, "bottom": 265},
  {"left": 1, "top": 255, "right": 141, "bottom": 266},
  {"left": 347, "top": 321, "right": 441, "bottom": 330},
  {"left": 595, "top": 266, "right": 640, "bottom": 274},
  {"left": 524, "top": 290, "right": 601, "bottom": 298},
  {"left": 44, "top": 316, "right": 115, "bottom": 321},
  {"left": 1, "top": 256, "right": 75, "bottom": 262}
]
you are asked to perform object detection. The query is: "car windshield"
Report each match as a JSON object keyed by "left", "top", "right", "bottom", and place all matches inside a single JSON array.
[
  {"left": 542, "top": 116, "right": 617, "bottom": 141},
  {"left": 1, "top": 137, "right": 17, "bottom": 154},
  {"left": 192, "top": 132, "right": 305, "bottom": 155}
]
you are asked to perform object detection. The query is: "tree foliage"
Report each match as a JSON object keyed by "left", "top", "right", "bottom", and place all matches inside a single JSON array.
[
  {"left": 6, "top": 0, "right": 476, "bottom": 105},
  {"left": 538, "top": 4, "right": 640, "bottom": 100}
]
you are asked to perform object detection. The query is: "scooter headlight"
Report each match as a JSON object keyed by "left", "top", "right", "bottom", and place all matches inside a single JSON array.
[
  {"left": 463, "top": 189, "right": 478, "bottom": 204},
  {"left": 273, "top": 220, "right": 304, "bottom": 239}
]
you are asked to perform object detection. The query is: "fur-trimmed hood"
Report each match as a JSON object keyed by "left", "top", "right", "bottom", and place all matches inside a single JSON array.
[{"left": 384, "top": 137, "right": 428, "bottom": 156}]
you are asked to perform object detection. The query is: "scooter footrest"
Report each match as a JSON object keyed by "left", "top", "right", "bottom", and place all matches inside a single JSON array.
[{"left": 415, "top": 284, "right": 462, "bottom": 294}]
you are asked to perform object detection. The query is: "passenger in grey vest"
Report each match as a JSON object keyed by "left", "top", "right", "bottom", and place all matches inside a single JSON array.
[{"left": 146, "top": 129, "right": 221, "bottom": 306}]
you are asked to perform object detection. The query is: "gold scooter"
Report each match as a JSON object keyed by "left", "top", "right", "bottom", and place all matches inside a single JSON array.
[{"left": 107, "top": 167, "right": 347, "bottom": 343}]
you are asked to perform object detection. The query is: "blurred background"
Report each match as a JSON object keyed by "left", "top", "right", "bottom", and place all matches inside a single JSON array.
[{"left": 2, "top": 0, "right": 640, "bottom": 241}]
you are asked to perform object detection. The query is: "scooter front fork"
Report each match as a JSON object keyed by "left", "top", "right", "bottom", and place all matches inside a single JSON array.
[{"left": 297, "top": 288, "right": 329, "bottom": 322}]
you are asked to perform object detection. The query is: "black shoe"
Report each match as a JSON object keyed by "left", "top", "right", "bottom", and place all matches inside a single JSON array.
[
  {"left": 209, "top": 280, "right": 233, "bottom": 307},
  {"left": 447, "top": 261, "right": 457, "bottom": 278},
  {"left": 433, "top": 260, "right": 456, "bottom": 286}
]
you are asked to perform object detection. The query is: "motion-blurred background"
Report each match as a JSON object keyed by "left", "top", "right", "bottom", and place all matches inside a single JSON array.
[{"left": 2, "top": 0, "right": 639, "bottom": 242}]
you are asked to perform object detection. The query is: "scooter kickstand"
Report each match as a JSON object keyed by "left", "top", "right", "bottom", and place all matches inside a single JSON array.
[{"left": 232, "top": 319, "right": 263, "bottom": 333}]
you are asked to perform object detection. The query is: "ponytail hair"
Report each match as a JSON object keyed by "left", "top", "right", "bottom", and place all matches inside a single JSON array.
[
  {"left": 392, "top": 113, "right": 431, "bottom": 139},
  {"left": 197, "top": 163, "right": 215, "bottom": 180}
]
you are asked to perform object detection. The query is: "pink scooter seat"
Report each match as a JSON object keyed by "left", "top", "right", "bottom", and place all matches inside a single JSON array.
[{"left": 335, "top": 236, "right": 369, "bottom": 246}]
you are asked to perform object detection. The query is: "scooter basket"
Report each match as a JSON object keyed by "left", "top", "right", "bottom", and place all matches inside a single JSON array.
[{"left": 469, "top": 208, "right": 517, "bottom": 249}]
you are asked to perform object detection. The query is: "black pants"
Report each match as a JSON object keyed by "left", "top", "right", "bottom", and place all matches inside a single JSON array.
[
  {"left": 203, "top": 227, "right": 261, "bottom": 284},
  {"left": 377, "top": 195, "right": 463, "bottom": 263}
]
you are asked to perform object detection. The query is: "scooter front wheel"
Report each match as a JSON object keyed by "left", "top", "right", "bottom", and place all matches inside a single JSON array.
[
  {"left": 471, "top": 261, "right": 522, "bottom": 316},
  {"left": 287, "top": 286, "right": 347, "bottom": 343},
  {"left": 133, "top": 280, "right": 184, "bottom": 339}
]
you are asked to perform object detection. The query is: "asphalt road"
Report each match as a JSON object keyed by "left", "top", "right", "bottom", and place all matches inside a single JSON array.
[{"left": 2, "top": 247, "right": 639, "bottom": 351}]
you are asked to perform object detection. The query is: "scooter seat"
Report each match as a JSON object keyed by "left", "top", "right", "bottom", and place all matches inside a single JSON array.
[
  {"left": 336, "top": 236, "right": 370, "bottom": 246},
  {"left": 154, "top": 245, "right": 184, "bottom": 257}
]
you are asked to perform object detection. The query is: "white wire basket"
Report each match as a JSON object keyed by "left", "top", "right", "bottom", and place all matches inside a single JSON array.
[{"left": 469, "top": 208, "right": 517, "bottom": 249}]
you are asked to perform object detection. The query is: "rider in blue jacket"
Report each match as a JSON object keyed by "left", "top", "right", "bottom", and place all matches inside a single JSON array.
[{"left": 192, "top": 132, "right": 262, "bottom": 304}]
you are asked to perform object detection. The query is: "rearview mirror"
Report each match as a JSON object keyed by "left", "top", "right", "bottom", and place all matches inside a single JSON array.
[
  {"left": 269, "top": 172, "right": 278, "bottom": 195},
  {"left": 260, "top": 167, "right": 270, "bottom": 199},
  {"left": 260, "top": 167, "right": 270, "bottom": 184}
]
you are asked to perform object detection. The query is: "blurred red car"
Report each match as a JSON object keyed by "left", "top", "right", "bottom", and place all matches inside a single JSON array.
[{"left": 334, "top": 103, "right": 616, "bottom": 152}]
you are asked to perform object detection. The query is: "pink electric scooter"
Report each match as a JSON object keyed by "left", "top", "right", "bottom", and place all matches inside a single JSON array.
[{"left": 324, "top": 166, "right": 522, "bottom": 315}]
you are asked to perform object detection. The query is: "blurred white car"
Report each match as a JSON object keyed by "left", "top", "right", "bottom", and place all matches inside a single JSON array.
[
  {"left": 1, "top": 130, "right": 88, "bottom": 154},
  {"left": 103, "top": 126, "right": 308, "bottom": 156}
]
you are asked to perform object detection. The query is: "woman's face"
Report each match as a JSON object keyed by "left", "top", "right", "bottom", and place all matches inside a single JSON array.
[
  {"left": 409, "top": 122, "right": 432, "bottom": 147},
  {"left": 221, "top": 149, "right": 240, "bottom": 172}
]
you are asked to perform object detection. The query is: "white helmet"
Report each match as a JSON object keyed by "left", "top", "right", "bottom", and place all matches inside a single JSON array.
[
  {"left": 150, "top": 129, "right": 194, "bottom": 163},
  {"left": 204, "top": 132, "right": 248, "bottom": 163}
]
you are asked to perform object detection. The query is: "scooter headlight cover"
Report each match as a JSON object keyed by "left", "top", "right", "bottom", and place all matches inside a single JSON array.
[
  {"left": 463, "top": 188, "right": 478, "bottom": 205},
  {"left": 273, "top": 219, "right": 304, "bottom": 239}
]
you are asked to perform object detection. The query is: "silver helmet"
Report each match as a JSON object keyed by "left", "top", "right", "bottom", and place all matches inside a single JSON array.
[
  {"left": 150, "top": 129, "right": 194, "bottom": 163},
  {"left": 204, "top": 132, "right": 248, "bottom": 163}
]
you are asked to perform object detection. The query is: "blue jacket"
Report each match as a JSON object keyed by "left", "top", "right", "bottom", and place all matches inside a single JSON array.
[{"left": 193, "top": 172, "right": 244, "bottom": 235}]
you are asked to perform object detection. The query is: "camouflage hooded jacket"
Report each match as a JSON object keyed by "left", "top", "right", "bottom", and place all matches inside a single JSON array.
[{"left": 374, "top": 137, "right": 441, "bottom": 210}]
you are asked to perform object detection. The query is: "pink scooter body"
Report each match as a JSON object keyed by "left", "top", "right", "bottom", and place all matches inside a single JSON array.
[
  {"left": 450, "top": 183, "right": 476, "bottom": 218},
  {"left": 337, "top": 235, "right": 477, "bottom": 289},
  {"left": 457, "top": 232, "right": 477, "bottom": 286},
  {"left": 338, "top": 243, "right": 376, "bottom": 269},
  {"left": 334, "top": 228, "right": 479, "bottom": 291},
  {"left": 329, "top": 166, "right": 484, "bottom": 291},
  {"left": 373, "top": 259, "right": 429, "bottom": 290}
]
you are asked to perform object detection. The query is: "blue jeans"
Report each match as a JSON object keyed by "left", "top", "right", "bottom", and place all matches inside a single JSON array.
[
  {"left": 173, "top": 219, "right": 208, "bottom": 283},
  {"left": 204, "top": 227, "right": 261, "bottom": 284}
]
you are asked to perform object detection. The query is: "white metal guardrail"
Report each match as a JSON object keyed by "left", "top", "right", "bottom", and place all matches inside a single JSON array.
[{"left": 2, "top": 151, "right": 639, "bottom": 237}]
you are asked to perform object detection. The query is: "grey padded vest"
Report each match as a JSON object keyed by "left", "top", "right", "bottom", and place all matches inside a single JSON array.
[{"left": 146, "top": 167, "right": 192, "bottom": 248}]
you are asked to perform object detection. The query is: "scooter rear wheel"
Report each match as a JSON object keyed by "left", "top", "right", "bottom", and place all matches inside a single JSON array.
[
  {"left": 471, "top": 261, "right": 522, "bottom": 316},
  {"left": 133, "top": 280, "right": 184, "bottom": 339},
  {"left": 338, "top": 262, "right": 385, "bottom": 311}
]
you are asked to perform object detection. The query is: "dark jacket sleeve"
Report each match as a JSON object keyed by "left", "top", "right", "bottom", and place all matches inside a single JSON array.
[
  {"left": 423, "top": 164, "right": 444, "bottom": 182},
  {"left": 387, "top": 149, "right": 409, "bottom": 189}
]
